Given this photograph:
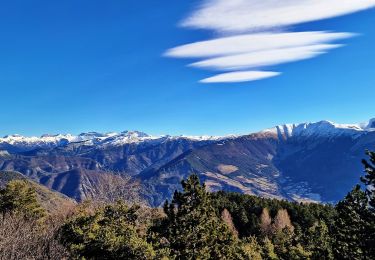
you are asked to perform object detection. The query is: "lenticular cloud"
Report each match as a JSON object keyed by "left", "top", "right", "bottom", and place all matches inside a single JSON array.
[
  {"left": 182, "top": 0, "right": 375, "bottom": 33},
  {"left": 200, "top": 71, "right": 280, "bottom": 83},
  {"left": 190, "top": 44, "right": 342, "bottom": 71},
  {"left": 165, "top": 0, "right": 375, "bottom": 83},
  {"left": 165, "top": 32, "right": 354, "bottom": 58}
]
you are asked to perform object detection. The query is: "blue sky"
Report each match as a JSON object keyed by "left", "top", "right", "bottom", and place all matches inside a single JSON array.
[{"left": 0, "top": 0, "right": 374, "bottom": 136}]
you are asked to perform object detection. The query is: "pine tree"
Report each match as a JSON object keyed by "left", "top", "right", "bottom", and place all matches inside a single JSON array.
[
  {"left": 306, "top": 220, "right": 334, "bottom": 260},
  {"left": 261, "top": 237, "right": 278, "bottom": 260},
  {"left": 271, "top": 227, "right": 311, "bottom": 260},
  {"left": 59, "top": 202, "right": 155, "bottom": 259},
  {"left": 240, "top": 236, "right": 263, "bottom": 260},
  {"left": 152, "top": 174, "right": 242, "bottom": 259},
  {"left": 361, "top": 150, "right": 375, "bottom": 258},
  {"left": 333, "top": 185, "right": 370, "bottom": 259},
  {"left": 0, "top": 180, "right": 45, "bottom": 219},
  {"left": 361, "top": 150, "right": 375, "bottom": 209}
]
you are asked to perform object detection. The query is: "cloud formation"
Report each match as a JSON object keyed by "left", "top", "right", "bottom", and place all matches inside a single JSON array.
[
  {"left": 200, "top": 71, "right": 280, "bottom": 83},
  {"left": 190, "top": 44, "right": 342, "bottom": 71},
  {"left": 165, "top": 32, "right": 354, "bottom": 58},
  {"left": 166, "top": 0, "right": 375, "bottom": 83},
  {"left": 183, "top": 0, "right": 375, "bottom": 33}
]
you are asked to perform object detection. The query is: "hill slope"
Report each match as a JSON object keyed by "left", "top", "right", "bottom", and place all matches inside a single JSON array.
[
  {"left": 0, "top": 171, "right": 75, "bottom": 213},
  {"left": 0, "top": 119, "right": 374, "bottom": 206}
]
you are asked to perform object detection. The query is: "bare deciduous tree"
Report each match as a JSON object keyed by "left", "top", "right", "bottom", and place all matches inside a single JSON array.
[
  {"left": 221, "top": 208, "right": 239, "bottom": 238},
  {"left": 272, "top": 208, "right": 294, "bottom": 233},
  {"left": 89, "top": 173, "right": 143, "bottom": 205},
  {"left": 260, "top": 208, "right": 272, "bottom": 235},
  {"left": 0, "top": 212, "right": 69, "bottom": 260}
]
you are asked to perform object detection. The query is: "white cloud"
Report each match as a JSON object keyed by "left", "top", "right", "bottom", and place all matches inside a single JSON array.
[
  {"left": 165, "top": 0, "right": 375, "bottom": 83},
  {"left": 190, "top": 44, "right": 342, "bottom": 71},
  {"left": 183, "top": 0, "right": 375, "bottom": 33},
  {"left": 200, "top": 71, "right": 280, "bottom": 83},
  {"left": 166, "top": 31, "right": 352, "bottom": 58}
]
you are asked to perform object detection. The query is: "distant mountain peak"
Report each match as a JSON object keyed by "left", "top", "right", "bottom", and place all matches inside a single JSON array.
[
  {"left": 3, "top": 134, "right": 23, "bottom": 138},
  {"left": 1, "top": 118, "right": 375, "bottom": 205},
  {"left": 262, "top": 119, "right": 374, "bottom": 139},
  {"left": 120, "top": 130, "right": 150, "bottom": 138},
  {"left": 78, "top": 132, "right": 107, "bottom": 137},
  {"left": 366, "top": 118, "right": 375, "bottom": 129},
  {"left": 1, "top": 118, "right": 374, "bottom": 152}
]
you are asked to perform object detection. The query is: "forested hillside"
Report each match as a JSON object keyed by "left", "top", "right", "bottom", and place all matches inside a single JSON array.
[{"left": 1, "top": 151, "right": 374, "bottom": 259}]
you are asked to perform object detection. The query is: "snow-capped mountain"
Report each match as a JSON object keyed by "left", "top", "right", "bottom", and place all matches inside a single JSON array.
[
  {"left": 0, "top": 130, "right": 228, "bottom": 153},
  {"left": 365, "top": 118, "right": 375, "bottom": 129},
  {"left": 1, "top": 118, "right": 373, "bottom": 152},
  {"left": 0, "top": 134, "right": 78, "bottom": 151},
  {"left": 1, "top": 118, "right": 374, "bottom": 205},
  {"left": 261, "top": 119, "right": 375, "bottom": 139}
]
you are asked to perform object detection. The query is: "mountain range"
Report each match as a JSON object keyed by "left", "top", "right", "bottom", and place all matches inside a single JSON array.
[{"left": 0, "top": 119, "right": 374, "bottom": 206}]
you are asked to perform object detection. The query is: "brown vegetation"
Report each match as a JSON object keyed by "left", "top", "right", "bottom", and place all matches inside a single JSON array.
[{"left": 0, "top": 213, "right": 69, "bottom": 260}]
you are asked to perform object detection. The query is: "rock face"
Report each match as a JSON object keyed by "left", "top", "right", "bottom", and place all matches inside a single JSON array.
[{"left": 0, "top": 119, "right": 374, "bottom": 205}]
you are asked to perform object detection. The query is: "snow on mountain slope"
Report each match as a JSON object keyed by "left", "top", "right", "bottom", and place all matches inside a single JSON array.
[
  {"left": 1, "top": 118, "right": 374, "bottom": 152},
  {"left": 1, "top": 118, "right": 374, "bottom": 204},
  {"left": 261, "top": 118, "right": 375, "bottom": 139},
  {"left": 0, "top": 134, "right": 79, "bottom": 148},
  {"left": 365, "top": 118, "right": 375, "bottom": 129},
  {"left": 0, "top": 131, "right": 229, "bottom": 152}
]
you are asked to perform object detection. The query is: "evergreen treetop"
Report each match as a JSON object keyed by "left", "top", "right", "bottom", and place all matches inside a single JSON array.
[{"left": 0, "top": 179, "right": 46, "bottom": 219}]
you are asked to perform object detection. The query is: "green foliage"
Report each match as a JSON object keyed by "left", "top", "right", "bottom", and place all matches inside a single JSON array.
[
  {"left": 0, "top": 179, "right": 46, "bottom": 219},
  {"left": 211, "top": 191, "right": 336, "bottom": 239},
  {"left": 361, "top": 150, "right": 375, "bottom": 258},
  {"left": 211, "top": 188, "right": 335, "bottom": 260},
  {"left": 59, "top": 202, "right": 155, "bottom": 260},
  {"left": 240, "top": 236, "right": 263, "bottom": 260},
  {"left": 260, "top": 237, "right": 278, "bottom": 260},
  {"left": 271, "top": 228, "right": 311, "bottom": 260},
  {"left": 333, "top": 185, "right": 372, "bottom": 259},
  {"left": 288, "top": 243, "right": 312, "bottom": 260},
  {"left": 362, "top": 150, "right": 375, "bottom": 208},
  {"left": 330, "top": 150, "right": 375, "bottom": 259},
  {"left": 3, "top": 149, "right": 375, "bottom": 259},
  {"left": 150, "top": 174, "right": 243, "bottom": 259},
  {"left": 305, "top": 220, "right": 333, "bottom": 260}
]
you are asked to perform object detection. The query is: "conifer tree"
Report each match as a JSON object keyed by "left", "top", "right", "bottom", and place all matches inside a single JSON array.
[
  {"left": 361, "top": 150, "right": 375, "bottom": 209},
  {"left": 271, "top": 227, "right": 311, "bottom": 260},
  {"left": 261, "top": 237, "right": 278, "bottom": 260},
  {"left": 306, "top": 220, "right": 333, "bottom": 260},
  {"left": 361, "top": 150, "right": 375, "bottom": 258},
  {"left": 240, "top": 236, "right": 263, "bottom": 260},
  {"left": 0, "top": 180, "right": 45, "bottom": 219},
  {"left": 60, "top": 202, "right": 155, "bottom": 259},
  {"left": 333, "top": 185, "right": 369, "bottom": 259},
  {"left": 153, "top": 174, "right": 242, "bottom": 259}
]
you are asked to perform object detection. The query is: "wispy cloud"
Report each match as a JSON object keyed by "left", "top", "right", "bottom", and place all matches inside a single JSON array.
[
  {"left": 183, "top": 0, "right": 375, "bottom": 33},
  {"left": 166, "top": 0, "right": 375, "bottom": 83},
  {"left": 200, "top": 71, "right": 280, "bottom": 83},
  {"left": 165, "top": 32, "right": 354, "bottom": 58},
  {"left": 190, "top": 44, "right": 342, "bottom": 71}
]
